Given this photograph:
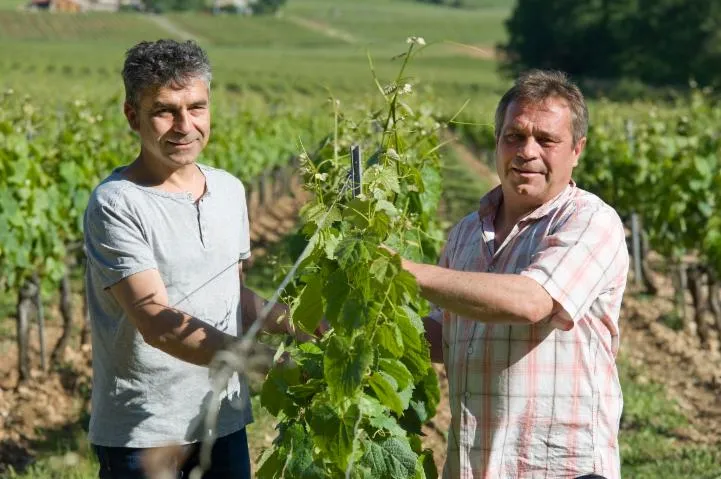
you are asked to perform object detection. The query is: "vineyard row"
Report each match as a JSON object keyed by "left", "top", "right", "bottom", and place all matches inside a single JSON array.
[{"left": 454, "top": 87, "right": 721, "bottom": 346}]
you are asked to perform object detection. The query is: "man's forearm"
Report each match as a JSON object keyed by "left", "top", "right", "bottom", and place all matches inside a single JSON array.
[
  {"left": 403, "top": 260, "right": 554, "bottom": 325},
  {"left": 137, "top": 305, "right": 236, "bottom": 366}
]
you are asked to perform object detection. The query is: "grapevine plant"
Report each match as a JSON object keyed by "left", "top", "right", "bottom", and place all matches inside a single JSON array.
[
  {"left": 257, "top": 40, "right": 445, "bottom": 478},
  {"left": 450, "top": 86, "right": 721, "bottom": 278},
  {"left": 0, "top": 92, "right": 329, "bottom": 294},
  {"left": 574, "top": 89, "right": 721, "bottom": 271}
]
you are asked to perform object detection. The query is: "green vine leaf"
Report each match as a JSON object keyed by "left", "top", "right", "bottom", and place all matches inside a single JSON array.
[
  {"left": 308, "top": 400, "right": 361, "bottom": 471},
  {"left": 375, "top": 322, "right": 405, "bottom": 358},
  {"left": 325, "top": 334, "right": 373, "bottom": 403},
  {"left": 379, "top": 358, "right": 414, "bottom": 391},
  {"left": 336, "top": 237, "right": 372, "bottom": 270},
  {"left": 323, "top": 268, "right": 350, "bottom": 325},
  {"left": 291, "top": 275, "right": 324, "bottom": 334},
  {"left": 260, "top": 362, "right": 300, "bottom": 417},
  {"left": 338, "top": 293, "right": 368, "bottom": 334},
  {"left": 359, "top": 436, "right": 418, "bottom": 479},
  {"left": 368, "top": 371, "right": 406, "bottom": 415}
]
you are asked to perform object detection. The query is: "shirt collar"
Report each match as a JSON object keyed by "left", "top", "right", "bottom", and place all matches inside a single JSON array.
[{"left": 477, "top": 180, "right": 576, "bottom": 224}]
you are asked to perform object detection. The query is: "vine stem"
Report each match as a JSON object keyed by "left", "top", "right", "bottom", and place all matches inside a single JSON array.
[{"left": 190, "top": 178, "right": 352, "bottom": 479}]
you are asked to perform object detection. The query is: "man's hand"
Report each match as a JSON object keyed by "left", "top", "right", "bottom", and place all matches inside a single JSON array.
[
  {"left": 379, "top": 244, "right": 417, "bottom": 272},
  {"left": 240, "top": 285, "right": 290, "bottom": 335},
  {"left": 316, "top": 318, "right": 330, "bottom": 336},
  {"left": 381, "top": 244, "right": 424, "bottom": 282}
]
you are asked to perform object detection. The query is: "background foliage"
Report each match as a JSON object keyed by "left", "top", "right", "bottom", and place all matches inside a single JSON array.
[{"left": 500, "top": 0, "right": 721, "bottom": 92}]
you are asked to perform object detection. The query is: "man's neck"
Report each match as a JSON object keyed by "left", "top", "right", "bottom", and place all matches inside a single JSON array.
[
  {"left": 500, "top": 201, "right": 535, "bottom": 229},
  {"left": 124, "top": 153, "right": 200, "bottom": 194},
  {"left": 493, "top": 196, "right": 537, "bottom": 249}
]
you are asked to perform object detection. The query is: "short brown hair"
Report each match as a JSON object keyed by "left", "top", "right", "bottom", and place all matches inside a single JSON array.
[
  {"left": 494, "top": 69, "right": 588, "bottom": 145},
  {"left": 122, "top": 39, "right": 212, "bottom": 108}
]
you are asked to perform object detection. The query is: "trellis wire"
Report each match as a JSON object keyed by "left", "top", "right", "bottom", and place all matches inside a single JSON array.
[{"left": 187, "top": 167, "right": 356, "bottom": 479}]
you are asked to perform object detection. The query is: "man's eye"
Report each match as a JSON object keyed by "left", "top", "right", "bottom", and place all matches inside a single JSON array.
[{"left": 505, "top": 133, "right": 522, "bottom": 141}]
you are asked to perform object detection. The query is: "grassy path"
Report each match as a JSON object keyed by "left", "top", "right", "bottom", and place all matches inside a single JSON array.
[
  {"left": 284, "top": 15, "right": 358, "bottom": 44},
  {"left": 144, "top": 14, "right": 206, "bottom": 43}
]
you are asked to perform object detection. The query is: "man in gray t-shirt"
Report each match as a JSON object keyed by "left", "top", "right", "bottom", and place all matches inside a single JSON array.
[{"left": 84, "top": 40, "right": 291, "bottom": 479}]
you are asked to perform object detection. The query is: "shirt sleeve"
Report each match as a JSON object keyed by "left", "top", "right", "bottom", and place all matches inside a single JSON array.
[
  {"left": 238, "top": 180, "right": 251, "bottom": 261},
  {"left": 84, "top": 198, "right": 158, "bottom": 290},
  {"left": 519, "top": 205, "right": 628, "bottom": 330}
]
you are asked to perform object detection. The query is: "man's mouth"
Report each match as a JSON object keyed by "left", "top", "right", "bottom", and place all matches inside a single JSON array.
[
  {"left": 512, "top": 167, "right": 544, "bottom": 175},
  {"left": 168, "top": 140, "right": 195, "bottom": 147}
]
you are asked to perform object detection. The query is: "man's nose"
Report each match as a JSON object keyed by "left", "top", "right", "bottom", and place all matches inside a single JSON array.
[
  {"left": 173, "top": 109, "right": 192, "bottom": 134},
  {"left": 517, "top": 137, "right": 540, "bottom": 159}
]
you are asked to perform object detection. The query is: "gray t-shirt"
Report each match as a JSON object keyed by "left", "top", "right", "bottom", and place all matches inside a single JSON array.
[{"left": 84, "top": 163, "right": 252, "bottom": 448}]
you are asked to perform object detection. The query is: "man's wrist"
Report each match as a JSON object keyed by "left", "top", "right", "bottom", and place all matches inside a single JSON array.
[{"left": 221, "top": 332, "right": 239, "bottom": 351}]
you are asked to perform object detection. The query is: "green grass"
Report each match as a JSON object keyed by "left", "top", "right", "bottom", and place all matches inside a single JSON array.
[
  {"left": 285, "top": 0, "right": 510, "bottom": 47},
  {"left": 451, "top": 0, "right": 516, "bottom": 7},
  {"left": 0, "top": 414, "right": 97, "bottom": 479},
  {"left": 168, "top": 12, "right": 339, "bottom": 47},
  {"left": 299, "top": 0, "right": 514, "bottom": 8},
  {"left": 440, "top": 145, "right": 494, "bottom": 224},
  {"left": 0, "top": 41, "right": 506, "bottom": 115},
  {"left": 0, "top": 0, "right": 512, "bottom": 110},
  {"left": 0, "top": 0, "right": 24, "bottom": 11},
  {"left": 617, "top": 354, "right": 721, "bottom": 478},
  {"left": 3, "top": 460, "right": 97, "bottom": 479},
  {"left": 0, "top": 11, "right": 164, "bottom": 41},
  {"left": 0, "top": 396, "right": 276, "bottom": 479}
]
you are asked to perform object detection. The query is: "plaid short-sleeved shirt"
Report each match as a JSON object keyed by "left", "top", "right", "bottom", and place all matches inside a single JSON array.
[{"left": 433, "top": 182, "right": 629, "bottom": 479}]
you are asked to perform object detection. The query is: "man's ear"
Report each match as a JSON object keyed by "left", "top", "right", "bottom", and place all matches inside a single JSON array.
[
  {"left": 124, "top": 102, "right": 140, "bottom": 132},
  {"left": 572, "top": 137, "right": 587, "bottom": 167}
]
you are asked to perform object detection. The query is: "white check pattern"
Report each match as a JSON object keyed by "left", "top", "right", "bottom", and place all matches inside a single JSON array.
[{"left": 432, "top": 182, "right": 629, "bottom": 478}]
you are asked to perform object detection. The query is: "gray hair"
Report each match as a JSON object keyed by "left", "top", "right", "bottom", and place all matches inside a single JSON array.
[
  {"left": 122, "top": 39, "right": 212, "bottom": 108},
  {"left": 495, "top": 69, "right": 588, "bottom": 145}
]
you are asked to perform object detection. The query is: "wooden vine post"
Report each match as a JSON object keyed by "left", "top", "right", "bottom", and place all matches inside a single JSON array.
[
  {"left": 630, "top": 213, "right": 642, "bottom": 288},
  {"left": 686, "top": 264, "right": 711, "bottom": 345},
  {"left": 16, "top": 279, "right": 35, "bottom": 382},
  {"left": 350, "top": 144, "right": 362, "bottom": 197},
  {"left": 50, "top": 269, "right": 74, "bottom": 363},
  {"left": 16, "top": 274, "right": 47, "bottom": 382}
]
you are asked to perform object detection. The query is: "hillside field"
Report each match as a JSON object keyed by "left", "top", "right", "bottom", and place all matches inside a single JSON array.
[
  {"left": 2, "top": 1, "right": 721, "bottom": 478},
  {"left": 0, "top": 0, "right": 512, "bottom": 115}
]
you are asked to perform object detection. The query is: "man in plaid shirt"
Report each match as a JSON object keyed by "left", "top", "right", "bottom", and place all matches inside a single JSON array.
[{"left": 401, "top": 70, "right": 629, "bottom": 478}]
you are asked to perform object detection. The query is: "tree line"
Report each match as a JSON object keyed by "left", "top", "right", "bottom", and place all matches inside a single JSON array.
[{"left": 500, "top": 0, "right": 721, "bottom": 94}]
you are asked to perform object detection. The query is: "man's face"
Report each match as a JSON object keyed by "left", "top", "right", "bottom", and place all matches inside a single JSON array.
[
  {"left": 124, "top": 77, "right": 210, "bottom": 170},
  {"left": 495, "top": 96, "right": 586, "bottom": 210}
]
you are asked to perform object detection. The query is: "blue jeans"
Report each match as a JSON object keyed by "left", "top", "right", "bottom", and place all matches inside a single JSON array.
[{"left": 93, "top": 428, "right": 251, "bottom": 479}]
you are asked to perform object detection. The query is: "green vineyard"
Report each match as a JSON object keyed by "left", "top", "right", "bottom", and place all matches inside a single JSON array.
[{"left": 2, "top": 0, "right": 721, "bottom": 477}]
